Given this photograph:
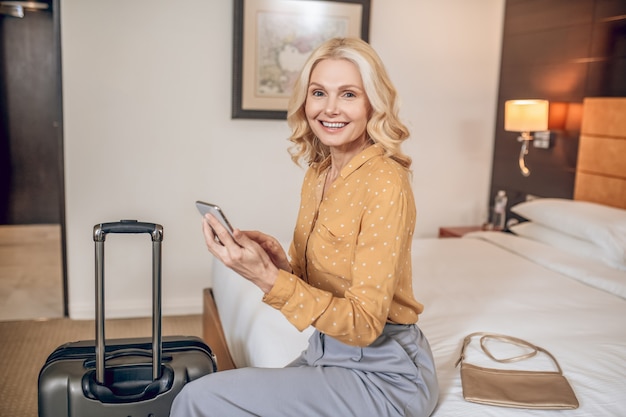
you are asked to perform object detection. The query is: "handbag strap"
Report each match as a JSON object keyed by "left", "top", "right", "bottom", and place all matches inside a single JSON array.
[{"left": 455, "top": 332, "right": 563, "bottom": 374}]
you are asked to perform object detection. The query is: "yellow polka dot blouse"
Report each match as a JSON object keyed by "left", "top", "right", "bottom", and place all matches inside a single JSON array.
[{"left": 263, "top": 144, "right": 422, "bottom": 347}]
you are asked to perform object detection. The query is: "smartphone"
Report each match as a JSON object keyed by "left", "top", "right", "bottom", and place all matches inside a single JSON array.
[{"left": 195, "top": 201, "right": 236, "bottom": 241}]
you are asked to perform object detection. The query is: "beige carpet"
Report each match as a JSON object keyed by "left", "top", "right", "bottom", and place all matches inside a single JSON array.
[{"left": 0, "top": 314, "right": 203, "bottom": 417}]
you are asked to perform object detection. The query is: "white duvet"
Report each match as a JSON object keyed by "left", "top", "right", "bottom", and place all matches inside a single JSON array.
[{"left": 211, "top": 232, "right": 626, "bottom": 416}]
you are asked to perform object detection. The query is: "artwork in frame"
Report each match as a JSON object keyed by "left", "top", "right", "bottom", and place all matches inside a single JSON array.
[{"left": 232, "top": 0, "right": 371, "bottom": 119}]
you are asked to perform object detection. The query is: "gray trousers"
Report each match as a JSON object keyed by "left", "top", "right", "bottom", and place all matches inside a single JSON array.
[{"left": 170, "top": 324, "right": 439, "bottom": 417}]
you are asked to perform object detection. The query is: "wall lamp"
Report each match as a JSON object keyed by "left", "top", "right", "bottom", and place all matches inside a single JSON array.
[
  {"left": 504, "top": 99, "right": 549, "bottom": 177},
  {"left": 0, "top": 1, "right": 48, "bottom": 17}
]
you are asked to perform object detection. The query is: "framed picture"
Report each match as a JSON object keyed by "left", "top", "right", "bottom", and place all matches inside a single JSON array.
[{"left": 232, "top": 0, "right": 371, "bottom": 119}]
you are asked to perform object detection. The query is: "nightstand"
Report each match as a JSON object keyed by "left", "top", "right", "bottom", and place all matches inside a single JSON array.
[{"left": 438, "top": 225, "right": 486, "bottom": 238}]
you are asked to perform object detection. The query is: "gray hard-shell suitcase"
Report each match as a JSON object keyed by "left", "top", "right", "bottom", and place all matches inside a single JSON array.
[{"left": 38, "top": 220, "right": 217, "bottom": 417}]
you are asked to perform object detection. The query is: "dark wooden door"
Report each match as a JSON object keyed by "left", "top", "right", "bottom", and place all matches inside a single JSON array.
[{"left": 0, "top": 5, "right": 63, "bottom": 225}]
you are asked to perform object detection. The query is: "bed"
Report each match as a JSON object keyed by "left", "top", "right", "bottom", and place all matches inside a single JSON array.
[{"left": 201, "top": 97, "right": 626, "bottom": 416}]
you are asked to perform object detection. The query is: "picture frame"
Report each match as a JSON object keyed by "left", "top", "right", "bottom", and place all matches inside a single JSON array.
[{"left": 232, "top": 0, "right": 371, "bottom": 119}]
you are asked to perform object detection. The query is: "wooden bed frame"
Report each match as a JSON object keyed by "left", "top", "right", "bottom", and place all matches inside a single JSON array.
[
  {"left": 203, "top": 288, "right": 236, "bottom": 370},
  {"left": 202, "top": 96, "right": 626, "bottom": 371}
]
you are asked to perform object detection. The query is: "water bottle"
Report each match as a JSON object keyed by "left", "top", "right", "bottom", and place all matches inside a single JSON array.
[{"left": 492, "top": 190, "right": 507, "bottom": 230}]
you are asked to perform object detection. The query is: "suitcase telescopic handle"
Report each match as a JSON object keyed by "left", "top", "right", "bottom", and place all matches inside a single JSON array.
[
  {"left": 94, "top": 220, "right": 163, "bottom": 242},
  {"left": 92, "top": 220, "right": 164, "bottom": 385}
]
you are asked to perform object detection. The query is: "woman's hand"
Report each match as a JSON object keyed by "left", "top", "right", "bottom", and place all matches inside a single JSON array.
[
  {"left": 202, "top": 214, "right": 278, "bottom": 294},
  {"left": 243, "top": 230, "right": 291, "bottom": 273}
]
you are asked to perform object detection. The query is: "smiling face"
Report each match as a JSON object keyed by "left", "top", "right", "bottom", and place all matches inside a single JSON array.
[{"left": 305, "top": 58, "right": 371, "bottom": 156}]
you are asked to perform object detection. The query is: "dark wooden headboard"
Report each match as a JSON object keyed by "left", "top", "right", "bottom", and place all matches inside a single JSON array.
[{"left": 574, "top": 97, "right": 626, "bottom": 209}]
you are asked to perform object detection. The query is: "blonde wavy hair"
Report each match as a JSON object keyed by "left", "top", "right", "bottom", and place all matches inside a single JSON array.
[{"left": 287, "top": 37, "right": 411, "bottom": 170}]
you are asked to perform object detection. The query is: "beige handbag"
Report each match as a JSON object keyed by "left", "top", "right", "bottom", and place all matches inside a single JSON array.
[{"left": 455, "top": 332, "right": 579, "bottom": 409}]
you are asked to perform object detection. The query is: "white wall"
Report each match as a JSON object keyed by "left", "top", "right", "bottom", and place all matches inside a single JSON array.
[
  {"left": 61, "top": 0, "right": 504, "bottom": 319},
  {"left": 371, "top": 1, "right": 505, "bottom": 228}
]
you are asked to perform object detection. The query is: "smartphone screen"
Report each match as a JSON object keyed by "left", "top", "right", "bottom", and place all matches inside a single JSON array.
[{"left": 195, "top": 201, "right": 235, "bottom": 239}]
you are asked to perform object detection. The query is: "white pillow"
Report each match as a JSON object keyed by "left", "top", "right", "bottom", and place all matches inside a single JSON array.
[
  {"left": 510, "top": 198, "right": 626, "bottom": 266},
  {"left": 509, "top": 221, "right": 625, "bottom": 271}
]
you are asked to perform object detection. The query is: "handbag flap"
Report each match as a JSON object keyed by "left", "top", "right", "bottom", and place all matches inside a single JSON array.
[
  {"left": 457, "top": 333, "right": 579, "bottom": 410},
  {"left": 461, "top": 363, "right": 579, "bottom": 409}
]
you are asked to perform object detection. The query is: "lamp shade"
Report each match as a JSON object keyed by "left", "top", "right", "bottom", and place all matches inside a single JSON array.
[{"left": 504, "top": 99, "right": 549, "bottom": 132}]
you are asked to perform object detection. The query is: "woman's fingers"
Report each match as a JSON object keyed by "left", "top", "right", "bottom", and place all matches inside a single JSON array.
[
  {"left": 242, "top": 231, "right": 290, "bottom": 272},
  {"left": 203, "top": 213, "right": 241, "bottom": 247},
  {"left": 201, "top": 218, "right": 278, "bottom": 293}
]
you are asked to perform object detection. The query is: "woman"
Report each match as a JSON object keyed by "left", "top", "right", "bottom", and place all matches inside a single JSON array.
[{"left": 171, "top": 37, "right": 439, "bottom": 417}]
